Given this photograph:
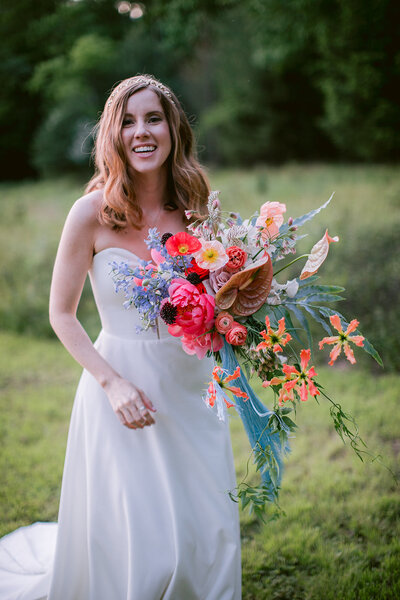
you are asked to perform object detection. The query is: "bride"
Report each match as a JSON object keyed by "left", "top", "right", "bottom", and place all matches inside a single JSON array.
[{"left": 0, "top": 75, "right": 241, "bottom": 599}]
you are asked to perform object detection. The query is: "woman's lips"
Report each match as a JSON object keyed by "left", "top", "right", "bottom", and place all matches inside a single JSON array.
[{"left": 133, "top": 145, "right": 157, "bottom": 157}]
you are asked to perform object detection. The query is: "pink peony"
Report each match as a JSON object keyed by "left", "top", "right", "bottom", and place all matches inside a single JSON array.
[
  {"left": 181, "top": 331, "right": 224, "bottom": 359},
  {"left": 225, "top": 246, "right": 248, "bottom": 272},
  {"left": 168, "top": 278, "right": 199, "bottom": 308},
  {"left": 167, "top": 278, "right": 216, "bottom": 336},
  {"left": 209, "top": 267, "right": 232, "bottom": 293},
  {"left": 215, "top": 311, "right": 234, "bottom": 334},
  {"left": 256, "top": 201, "right": 286, "bottom": 241},
  {"left": 225, "top": 322, "right": 247, "bottom": 346}
]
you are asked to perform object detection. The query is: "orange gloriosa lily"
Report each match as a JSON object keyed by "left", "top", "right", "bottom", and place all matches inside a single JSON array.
[
  {"left": 319, "top": 315, "right": 364, "bottom": 366},
  {"left": 263, "top": 348, "right": 320, "bottom": 404},
  {"left": 207, "top": 366, "right": 249, "bottom": 408},
  {"left": 263, "top": 378, "right": 296, "bottom": 406},
  {"left": 256, "top": 316, "right": 292, "bottom": 354}
]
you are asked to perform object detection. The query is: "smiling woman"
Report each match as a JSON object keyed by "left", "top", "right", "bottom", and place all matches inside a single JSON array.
[
  {"left": 0, "top": 75, "right": 242, "bottom": 600},
  {"left": 121, "top": 90, "right": 172, "bottom": 176},
  {"left": 86, "top": 75, "right": 209, "bottom": 235}
]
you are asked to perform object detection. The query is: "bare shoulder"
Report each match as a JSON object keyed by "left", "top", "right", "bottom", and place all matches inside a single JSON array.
[
  {"left": 56, "top": 189, "right": 105, "bottom": 260},
  {"left": 67, "top": 188, "right": 104, "bottom": 228}
]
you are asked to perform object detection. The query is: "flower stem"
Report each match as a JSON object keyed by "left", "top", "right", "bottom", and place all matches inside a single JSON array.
[
  {"left": 273, "top": 254, "right": 309, "bottom": 277},
  {"left": 180, "top": 255, "right": 187, "bottom": 275},
  {"left": 252, "top": 247, "right": 265, "bottom": 260}
]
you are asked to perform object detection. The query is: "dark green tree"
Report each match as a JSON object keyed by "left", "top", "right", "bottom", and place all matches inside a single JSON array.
[
  {"left": 0, "top": 0, "right": 57, "bottom": 178},
  {"left": 2, "top": 0, "right": 399, "bottom": 178}
]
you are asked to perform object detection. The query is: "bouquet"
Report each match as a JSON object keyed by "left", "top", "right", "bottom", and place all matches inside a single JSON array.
[{"left": 111, "top": 192, "right": 381, "bottom": 518}]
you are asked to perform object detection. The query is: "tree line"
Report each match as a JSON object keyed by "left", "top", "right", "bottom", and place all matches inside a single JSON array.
[{"left": 1, "top": 0, "right": 399, "bottom": 179}]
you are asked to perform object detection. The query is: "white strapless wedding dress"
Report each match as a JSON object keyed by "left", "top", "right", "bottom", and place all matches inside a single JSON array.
[{"left": 0, "top": 248, "right": 241, "bottom": 600}]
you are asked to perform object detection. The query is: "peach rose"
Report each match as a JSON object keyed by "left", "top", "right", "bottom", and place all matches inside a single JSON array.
[
  {"left": 225, "top": 246, "right": 248, "bottom": 272},
  {"left": 215, "top": 311, "right": 234, "bottom": 334},
  {"left": 225, "top": 322, "right": 247, "bottom": 346}
]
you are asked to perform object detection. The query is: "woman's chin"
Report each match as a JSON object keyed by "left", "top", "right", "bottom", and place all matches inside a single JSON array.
[{"left": 130, "top": 161, "right": 168, "bottom": 179}]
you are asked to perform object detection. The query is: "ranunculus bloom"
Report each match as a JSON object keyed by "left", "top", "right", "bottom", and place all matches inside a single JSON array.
[
  {"left": 225, "top": 246, "right": 248, "bottom": 272},
  {"left": 193, "top": 240, "right": 228, "bottom": 272},
  {"left": 215, "top": 311, "right": 234, "bottom": 334},
  {"left": 165, "top": 232, "right": 201, "bottom": 256},
  {"left": 225, "top": 322, "right": 247, "bottom": 346},
  {"left": 256, "top": 201, "right": 286, "bottom": 240},
  {"left": 167, "top": 278, "right": 215, "bottom": 336},
  {"left": 209, "top": 267, "right": 232, "bottom": 293},
  {"left": 181, "top": 331, "right": 224, "bottom": 359}
]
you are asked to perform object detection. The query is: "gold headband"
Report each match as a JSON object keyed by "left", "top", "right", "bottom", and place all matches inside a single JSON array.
[{"left": 107, "top": 76, "right": 175, "bottom": 108}]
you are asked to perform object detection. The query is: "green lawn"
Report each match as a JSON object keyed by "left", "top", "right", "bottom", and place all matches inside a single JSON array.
[
  {"left": 0, "top": 166, "right": 399, "bottom": 597},
  {"left": 1, "top": 331, "right": 399, "bottom": 599}
]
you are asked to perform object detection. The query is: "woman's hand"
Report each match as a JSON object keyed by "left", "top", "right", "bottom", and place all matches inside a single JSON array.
[{"left": 104, "top": 376, "right": 157, "bottom": 430}]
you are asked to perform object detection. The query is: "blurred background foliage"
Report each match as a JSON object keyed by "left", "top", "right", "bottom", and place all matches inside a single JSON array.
[
  {"left": 1, "top": 6, "right": 399, "bottom": 592},
  {"left": 0, "top": 166, "right": 399, "bottom": 370},
  {"left": 0, "top": 0, "right": 399, "bottom": 371},
  {"left": 1, "top": 0, "right": 400, "bottom": 179}
]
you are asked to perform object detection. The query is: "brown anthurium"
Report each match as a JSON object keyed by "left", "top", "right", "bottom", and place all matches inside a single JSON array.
[{"left": 215, "top": 254, "right": 273, "bottom": 316}]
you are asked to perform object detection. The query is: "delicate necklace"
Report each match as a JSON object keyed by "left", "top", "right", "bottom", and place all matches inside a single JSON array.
[{"left": 142, "top": 204, "right": 164, "bottom": 230}]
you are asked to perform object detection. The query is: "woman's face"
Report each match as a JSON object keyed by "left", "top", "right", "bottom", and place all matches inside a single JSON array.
[{"left": 121, "top": 88, "right": 172, "bottom": 179}]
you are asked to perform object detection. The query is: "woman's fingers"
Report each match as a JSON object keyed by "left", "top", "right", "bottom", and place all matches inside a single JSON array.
[
  {"left": 108, "top": 379, "right": 156, "bottom": 429},
  {"left": 119, "top": 406, "right": 140, "bottom": 429},
  {"left": 142, "top": 392, "right": 157, "bottom": 413},
  {"left": 120, "top": 397, "right": 155, "bottom": 429},
  {"left": 134, "top": 389, "right": 156, "bottom": 425},
  {"left": 137, "top": 405, "right": 155, "bottom": 426}
]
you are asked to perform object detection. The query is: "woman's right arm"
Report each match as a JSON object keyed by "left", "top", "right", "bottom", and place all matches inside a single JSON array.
[{"left": 49, "top": 195, "right": 156, "bottom": 429}]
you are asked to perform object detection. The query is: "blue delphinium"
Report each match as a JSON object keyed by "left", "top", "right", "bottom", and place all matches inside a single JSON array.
[
  {"left": 144, "top": 227, "right": 162, "bottom": 250},
  {"left": 109, "top": 228, "right": 192, "bottom": 331}
]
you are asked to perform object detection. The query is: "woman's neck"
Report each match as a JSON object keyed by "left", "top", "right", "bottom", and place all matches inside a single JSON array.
[{"left": 134, "top": 169, "right": 169, "bottom": 212}]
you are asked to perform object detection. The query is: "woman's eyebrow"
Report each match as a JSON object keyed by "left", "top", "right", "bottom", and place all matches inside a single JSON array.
[{"left": 123, "top": 110, "right": 164, "bottom": 117}]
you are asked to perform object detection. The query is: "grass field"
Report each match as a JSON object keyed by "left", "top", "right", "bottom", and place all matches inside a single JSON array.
[
  {"left": 1, "top": 166, "right": 399, "bottom": 598},
  {"left": 1, "top": 331, "right": 399, "bottom": 599}
]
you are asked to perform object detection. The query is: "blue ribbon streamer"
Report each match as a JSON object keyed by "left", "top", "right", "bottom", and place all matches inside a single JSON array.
[{"left": 219, "top": 339, "right": 290, "bottom": 500}]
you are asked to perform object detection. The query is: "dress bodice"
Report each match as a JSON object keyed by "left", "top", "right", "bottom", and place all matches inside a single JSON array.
[{"left": 89, "top": 247, "right": 171, "bottom": 340}]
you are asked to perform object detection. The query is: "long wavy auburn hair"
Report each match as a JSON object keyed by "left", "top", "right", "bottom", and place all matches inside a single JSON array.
[{"left": 86, "top": 74, "right": 210, "bottom": 230}]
